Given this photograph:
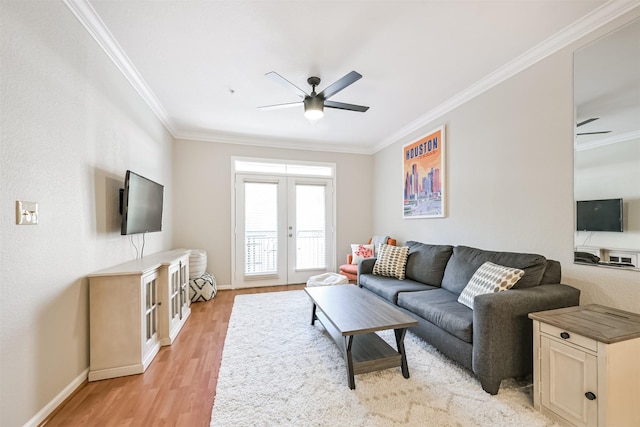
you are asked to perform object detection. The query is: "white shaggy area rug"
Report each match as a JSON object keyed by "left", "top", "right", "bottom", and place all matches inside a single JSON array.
[{"left": 210, "top": 290, "right": 558, "bottom": 427}]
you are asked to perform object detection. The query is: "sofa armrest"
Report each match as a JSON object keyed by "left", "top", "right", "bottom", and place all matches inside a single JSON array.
[
  {"left": 472, "top": 284, "right": 580, "bottom": 385},
  {"left": 357, "top": 258, "right": 377, "bottom": 281}
]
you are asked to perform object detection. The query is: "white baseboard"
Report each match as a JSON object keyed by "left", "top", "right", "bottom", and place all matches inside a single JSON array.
[
  {"left": 88, "top": 363, "right": 144, "bottom": 382},
  {"left": 23, "top": 368, "right": 88, "bottom": 427}
]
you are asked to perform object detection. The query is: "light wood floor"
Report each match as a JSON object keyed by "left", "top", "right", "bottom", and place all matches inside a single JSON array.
[{"left": 44, "top": 284, "right": 305, "bottom": 426}]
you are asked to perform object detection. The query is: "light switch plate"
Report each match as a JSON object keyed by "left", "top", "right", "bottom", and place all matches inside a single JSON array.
[{"left": 16, "top": 201, "right": 38, "bottom": 225}]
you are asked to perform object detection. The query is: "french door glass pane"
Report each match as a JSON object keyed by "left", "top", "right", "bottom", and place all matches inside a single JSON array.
[
  {"left": 295, "top": 184, "right": 326, "bottom": 270},
  {"left": 244, "top": 182, "right": 278, "bottom": 275}
]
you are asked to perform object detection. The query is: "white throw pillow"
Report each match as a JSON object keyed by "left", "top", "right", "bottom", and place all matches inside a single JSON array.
[
  {"left": 457, "top": 262, "right": 524, "bottom": 309},
  {"left": 350, "top": 244, "right": 375, "bottom": 264},
  {"left": 372, "top": 244, "right": 410, "bottom": 280}
]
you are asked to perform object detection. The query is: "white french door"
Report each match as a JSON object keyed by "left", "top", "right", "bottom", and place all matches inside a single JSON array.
[{"left": 233, "top": 174, "right": 334, "bottom": 288}]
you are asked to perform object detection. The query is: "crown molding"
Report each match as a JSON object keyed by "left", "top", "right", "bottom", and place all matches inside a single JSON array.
[
  {"left": 575, "top": 130, "right": 640, "bottom": 151},
  {"left": 63, "top": 0, "right": 176, "bottom": 136},
  {"left": 174, "top": 130, "right": 374, "bottom": 155},
  {"left": 373, "top": 0, "right": 640, "bottom": 153}
]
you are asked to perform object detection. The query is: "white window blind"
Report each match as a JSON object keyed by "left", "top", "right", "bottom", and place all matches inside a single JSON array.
[
  {"left": 295, "top": 184, "right": 326, "bottom": 270},
  {"left": 244, "top": 182, "right": 278, "bottom": 275}
]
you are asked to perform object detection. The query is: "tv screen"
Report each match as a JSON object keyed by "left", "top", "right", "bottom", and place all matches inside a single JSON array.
[
  {"left": 121, "top": 170, "right": 164, "bottom": 235},
  {"left": 576, "top": 198, "right": 623, "bottom": 232}
]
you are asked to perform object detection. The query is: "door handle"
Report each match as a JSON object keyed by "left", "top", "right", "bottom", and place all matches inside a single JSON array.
[{"left": 585, "top": 391, "right": 596, "bottom": 400}]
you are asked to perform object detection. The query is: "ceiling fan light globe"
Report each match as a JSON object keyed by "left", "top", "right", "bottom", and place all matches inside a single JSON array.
[
  {"left": 304, "top": 97, "right": 324, "bottom": 120},
  {"left": 304, "top": 109, "right": 324, "bottom": 120}
]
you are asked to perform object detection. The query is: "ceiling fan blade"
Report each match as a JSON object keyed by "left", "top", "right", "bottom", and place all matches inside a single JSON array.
[
  {"left": 577, "top": 117, "right": 599, "bottom": 127},
  {"left": 577, "top": 131, "right": 612, "bottom": 135},
  {"left": 265, "top": 72, "right": 308, "bottom": 99},
  {"left": 318, "top": 71, "right": 362, "bottom": 100},
  {"left": 258, "top": 101, "right": 303, "bottom": 110},
  {"left": 324, "top": 100, "right": 369, "bottom": 112}
]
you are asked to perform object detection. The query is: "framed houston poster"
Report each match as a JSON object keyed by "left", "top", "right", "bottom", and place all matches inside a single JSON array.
[{"left": 403, "top": 125, "right": 446, "bottom": 219}]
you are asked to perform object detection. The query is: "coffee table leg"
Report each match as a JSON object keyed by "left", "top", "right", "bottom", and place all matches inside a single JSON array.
[
  {"left": 395, "top": 328, "right": 410, "bottom": 378},
  {"left": 310, "top": 303, "right": 317, "bottom": 325},
  {"left": 344, "top": 335, "right": 355, "bottom": 389}
]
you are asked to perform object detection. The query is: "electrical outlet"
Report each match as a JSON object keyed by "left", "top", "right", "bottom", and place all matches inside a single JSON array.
[{"left": 16, "top": 201, "right": 38, "bottom": 225}]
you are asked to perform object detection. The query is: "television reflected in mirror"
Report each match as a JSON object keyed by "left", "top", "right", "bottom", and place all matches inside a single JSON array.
[{"left": 576, "top": 199, "right": 623, "bottom": 232}]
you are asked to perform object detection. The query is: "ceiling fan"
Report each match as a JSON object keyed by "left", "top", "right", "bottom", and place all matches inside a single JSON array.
[
  {"left": 576, "top": 117, "right": 612, "bottom": 135},
  {"left": 258, "top": 70, "right": 369, "bottom": 120}
]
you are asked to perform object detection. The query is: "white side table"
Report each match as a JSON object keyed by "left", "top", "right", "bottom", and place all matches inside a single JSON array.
[{"left": 529, "top": 305, "right": 640, "bottom": 427}]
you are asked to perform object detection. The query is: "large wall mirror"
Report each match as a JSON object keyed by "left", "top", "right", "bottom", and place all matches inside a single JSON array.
[{"left": 573, "top": 18, "right": 640, "bottom": 271}]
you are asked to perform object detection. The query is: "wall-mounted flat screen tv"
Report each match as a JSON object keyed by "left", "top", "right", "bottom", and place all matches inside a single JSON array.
[
  {"left": 121, "top": 170, "right": 164, "bottom": 235},
  {"left": 576, "top": 198, "right": 623, "bottom": 232}
]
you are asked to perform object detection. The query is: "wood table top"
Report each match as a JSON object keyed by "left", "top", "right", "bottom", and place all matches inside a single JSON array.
[
  {"left": 528, "top": 304, "right": 640, "bottom": 344},
  {"left": 305, "top": 285, "right": 418, "bottom": 336}
]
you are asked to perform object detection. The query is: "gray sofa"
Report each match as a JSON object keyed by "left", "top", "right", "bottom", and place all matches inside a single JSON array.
[{"left": 357, "top": 241, "right": 580, "bottom": 394}]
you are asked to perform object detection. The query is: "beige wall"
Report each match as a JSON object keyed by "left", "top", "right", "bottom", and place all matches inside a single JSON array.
[
  {"left": 372, "top": 10, "right": 640, "bottom": 313},
  {"left": 1, "top": 2, "right": 174, "bottom": 426},
  {"left": 172, "top": 139, "right": 374, "bottom": 286}
]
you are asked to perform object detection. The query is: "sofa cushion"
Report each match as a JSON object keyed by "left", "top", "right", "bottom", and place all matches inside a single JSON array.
[
  {"left": 404, "top": 241, "right": 454, "bottom": 286},
  {"left": 457, "top": 262, "right": 524, "bottom": 309},
  {"left": 397, "top": 288, "right": 473, "bottom": 343},
  {"left": 359, "top": 274, "right": 436, "bottom": 304},
  {"left": 541, "top": 259, "right": 562, "bottom": 284},
  {"left": 441, "top": 246, "right": 547, "bottom": 295},
  {"left": 373, "top": 244, "right": 410, "bottom": 280}
]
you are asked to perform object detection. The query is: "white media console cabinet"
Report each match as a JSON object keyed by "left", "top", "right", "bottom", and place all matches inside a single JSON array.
[{"left": 87, "top": 249, "right": 191, "bottom": 381}]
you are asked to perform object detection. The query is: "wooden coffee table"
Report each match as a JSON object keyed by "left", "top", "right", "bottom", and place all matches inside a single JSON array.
[{"left": 304, "top": 284, "right": 418, "bottom": 389}]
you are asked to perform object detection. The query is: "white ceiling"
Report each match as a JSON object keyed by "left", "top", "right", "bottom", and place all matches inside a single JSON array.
[
  {"left": 66, "top": 0, "right": 637, "bottom": 154},
  {"left": 574, "top": 16, "right": 640, "bottom": 151}
]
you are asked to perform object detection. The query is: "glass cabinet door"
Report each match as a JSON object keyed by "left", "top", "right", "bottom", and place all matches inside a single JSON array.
[
  {"left": 180, "top": 260, "right": 189, "bottom": 316},
  {"left": 169, "top": 264, "right": 180, "bottom": 323},
  {"left": 143, "top": 273, "right": 158, "bottom": 353}
]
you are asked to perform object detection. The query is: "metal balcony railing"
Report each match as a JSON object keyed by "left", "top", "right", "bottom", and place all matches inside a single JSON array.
[{"left": 244, "top": 229, "right": 326, "bottom": 274}]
